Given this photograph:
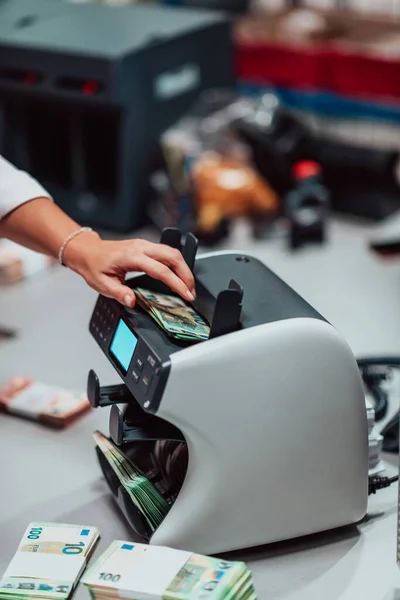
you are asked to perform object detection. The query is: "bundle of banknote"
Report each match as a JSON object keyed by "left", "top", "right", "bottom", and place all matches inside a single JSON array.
[
  {"left": 135, "top": 288, "right": 209, "bottom": 341},
  {"left": 0, "top": 522, "right": 100, "bottom": 599},
  {"left": 0, "top": 377, "right": 91, "bottom": 428},
  {"left": 82, "top": 540, "right": 257, "bottom": 600},
  {"left": 93, "top": 431, "right": 170, "bottom": 532}
]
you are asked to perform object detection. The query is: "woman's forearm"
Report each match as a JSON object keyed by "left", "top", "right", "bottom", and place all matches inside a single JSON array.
[
  {"left": 0, "top": 197, "right": 99, "bottom": 258},
  {"left": 0, "top": 158, "right": 195, "bottom": 307},
  {"left": 0, "top": 193, "right": 196, "bottom": 309}
]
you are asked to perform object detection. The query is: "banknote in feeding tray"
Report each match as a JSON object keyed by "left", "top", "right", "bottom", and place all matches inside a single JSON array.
[{"left": 135, "top": 288, "right": 210, "bottom": 341}]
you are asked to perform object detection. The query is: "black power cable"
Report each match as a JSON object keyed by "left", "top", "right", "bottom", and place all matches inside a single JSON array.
[
  {"left": 357, "top": 357, "right": 400, "bottom": 368},
  {"left": 369, "top": 475, "right": 398, "bottom": 495}
]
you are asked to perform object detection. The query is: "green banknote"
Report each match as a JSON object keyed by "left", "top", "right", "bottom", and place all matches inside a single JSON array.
[
  {"left": 0, "top": 522, "right": 100, "bottom": 600},
  {"left": 81, "top": 540, "right": 257, "bottom": 600},
  {"left": 93, "top": 431, "right": 170, "bottom": 532},
  {"left": 135, "top": 288, "right": 209, "bottom": 341}
]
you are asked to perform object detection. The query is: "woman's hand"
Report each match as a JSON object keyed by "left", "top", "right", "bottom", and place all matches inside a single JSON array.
[
  {"left": 0, "top": 195, "right": 194, "bottom": 306},
  {"left": 63, "top": 233, "right": 196, "bottom": 307}
]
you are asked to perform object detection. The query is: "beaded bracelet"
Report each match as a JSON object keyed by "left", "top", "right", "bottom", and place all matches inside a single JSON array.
[{"left": 58, "top": 227, "right": 93, "bottom": 266}]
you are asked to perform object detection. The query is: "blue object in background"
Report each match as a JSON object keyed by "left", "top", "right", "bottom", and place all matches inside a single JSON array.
[{"left": 238, "top": 81, "right": 400, "bottom": 124}]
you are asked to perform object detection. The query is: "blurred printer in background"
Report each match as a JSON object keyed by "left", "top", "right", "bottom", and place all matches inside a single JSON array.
[{"left": 0, "top": 0, "right": 234, "bottom": 231}]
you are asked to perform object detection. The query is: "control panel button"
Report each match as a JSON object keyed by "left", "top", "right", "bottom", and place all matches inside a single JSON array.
[
  {"left": 140, "top": 373, "right": 152, "bottom": 394},
  {"left": 91, "top": 300, "right": 119, "bottom": 348},
  {"left": 147, "top": 355, "right": 156, "bottom": 368},
  {"left": 136, "top": 358, "right": 144, "bottom": 371},
  {"left": 132, "top": 369, "right": 140, "bottom": 383}
]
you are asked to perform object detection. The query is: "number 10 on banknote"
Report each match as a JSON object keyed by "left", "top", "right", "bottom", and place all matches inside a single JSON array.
[{"left": 0, "top": 522, "right": 100, "bottom": 599}]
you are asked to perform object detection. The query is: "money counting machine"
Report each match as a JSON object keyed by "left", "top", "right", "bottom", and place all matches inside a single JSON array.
[{"left": 88, "top": 228, "right": 368, "bottom": 555}]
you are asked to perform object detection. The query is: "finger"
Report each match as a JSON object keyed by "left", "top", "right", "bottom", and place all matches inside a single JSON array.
[
  {"left": 142, "top": 243, "right": 196, "bottom": 295},
  {"left": 99, "top": 276, "right": 137, "bottom": 308},
  {"left": 138, "top": 255, "right": 195, "bottom": 302}
]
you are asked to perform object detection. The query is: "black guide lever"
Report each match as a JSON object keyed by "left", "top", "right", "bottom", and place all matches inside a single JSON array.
[
  {"left": 160, "top": 227, "right": 198, "bottom": 274},
  {"left": 182, "top": 232, "right": 198, "bottom": 273},
  {"left": 110, "top": 404, "right": 185, "bottom": 446},
  {"left": 209, "top": 279, "right": 243, "bottom": 339},
  {"left": 87, "top": 370, "right": 131, "bottom": 409},
  {"left": 160, "top": 227, "right": 182, "bottom": 250}
]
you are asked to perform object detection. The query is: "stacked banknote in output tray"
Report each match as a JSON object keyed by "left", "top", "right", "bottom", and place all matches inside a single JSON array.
[
  {"left": 135, "top": 288, "right": 210, "bottom": 342},
  {"left": 93, "top": 431, "right": 170, "bottom": 532},
  {"left": 82, "top": 540, "right": 257, "bottom": 600},
  {"left": 0, "top": 522, "right": 99, "bottom": 599}
]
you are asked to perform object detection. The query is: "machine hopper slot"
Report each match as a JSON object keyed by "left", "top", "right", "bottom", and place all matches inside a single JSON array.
[
  {"left": 109, "top": 404, "right": 185, "bottom": 446},
  {"left": 160, "top": 228, "right": 244, "bottom": 338}
]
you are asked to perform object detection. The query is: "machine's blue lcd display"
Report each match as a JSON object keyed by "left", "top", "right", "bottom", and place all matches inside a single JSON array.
[{"left": 110, "top": 319, "right": 138, "bottom": 372}]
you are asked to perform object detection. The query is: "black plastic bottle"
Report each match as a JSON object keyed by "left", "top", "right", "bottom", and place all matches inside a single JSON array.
[{"left": 285, "top": 160, "right": 330, "bottom": 250}]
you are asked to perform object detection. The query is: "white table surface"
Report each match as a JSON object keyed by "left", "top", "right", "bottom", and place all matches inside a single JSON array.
[{"left": 1, "top": 217, "right": 400, "bottom": 599}]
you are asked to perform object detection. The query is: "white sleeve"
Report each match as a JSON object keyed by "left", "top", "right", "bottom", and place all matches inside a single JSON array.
[{"left": 0, "top": 155, "right": 52, "bottom": 220}]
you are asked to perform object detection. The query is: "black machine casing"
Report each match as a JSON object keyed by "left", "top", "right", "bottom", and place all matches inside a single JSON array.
[{"left": 0, "top": 0, "right": 234, "bottom": 231}]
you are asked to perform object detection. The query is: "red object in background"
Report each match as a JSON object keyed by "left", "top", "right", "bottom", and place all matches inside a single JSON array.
[
  {"left": 327, "top": 49, "right": 400, "bottom": 101},
  {"left": 235, "top": 35, "right": 400, "bottom": 103},
  {"left": 82, "top": 79, "right": 99, "bottom": 96},
  {"left": 235, "top": 41, "right": 325, "bottom": 91},
  {"left": 23, "top": 71, "right": 38, "bottom": 86},
  {"left": 293, "top": 160, "right": 322, "bottom": 181}
]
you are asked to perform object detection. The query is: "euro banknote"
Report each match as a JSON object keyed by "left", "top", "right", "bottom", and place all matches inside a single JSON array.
[
  {"left": 135, "top": 288, "right": 209, "bottom": 341},
  {"left": 93, "top": 431, "right": 170, "bottom": 532},
  {"left": 81, "top": 540, "right": 257, "bottom": 600},
  {"left": 0, "top": 522, "right": 100, "bottom": 600}
]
